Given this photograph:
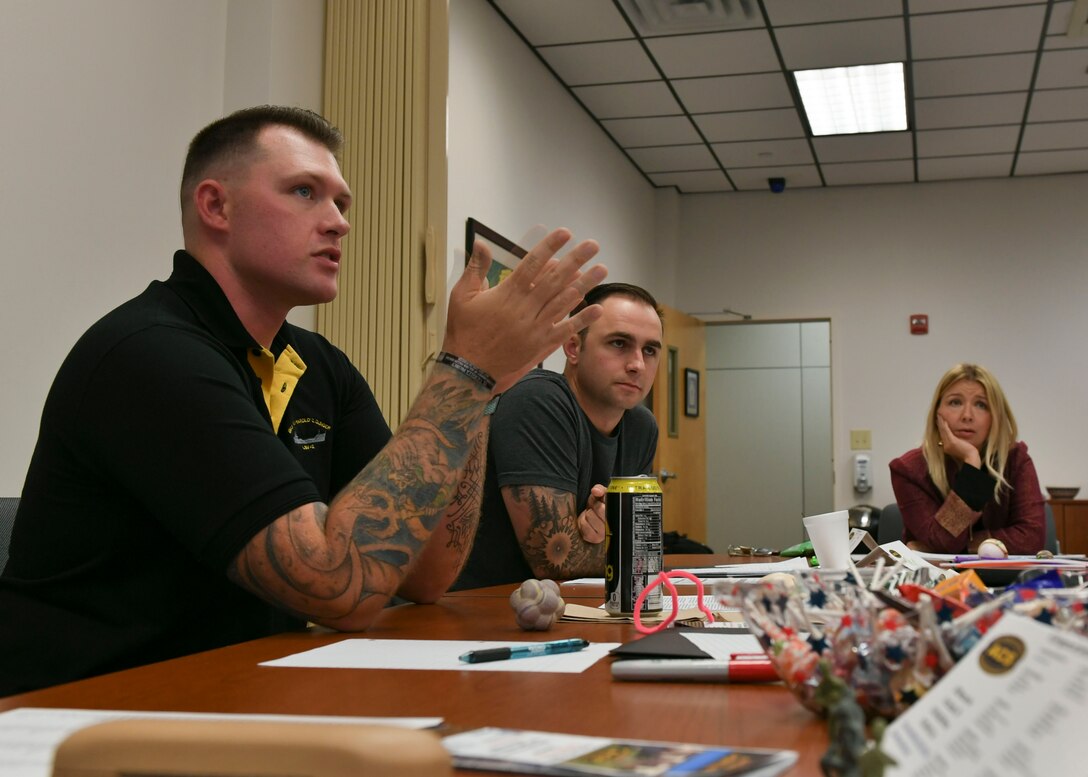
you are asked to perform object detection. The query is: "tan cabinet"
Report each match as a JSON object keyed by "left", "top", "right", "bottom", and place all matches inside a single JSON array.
[{"left": 1049, "top": 500, "right": 1088, "bottom": 555}]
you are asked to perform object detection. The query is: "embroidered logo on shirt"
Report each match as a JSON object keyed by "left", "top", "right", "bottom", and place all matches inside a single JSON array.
[{"left": 287, "top": 417, "right": 331, "bottom": 451}]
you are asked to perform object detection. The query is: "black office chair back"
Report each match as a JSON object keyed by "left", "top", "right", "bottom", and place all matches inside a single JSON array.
[
  {"left": 1044, "top": 502, "right": 1058, "bottom": 554},
  {"left": 0, "top": 496, "right": 19, "bottom": 574},
  {"left": 878, "top": 503, "right": 903, "bottom": 545}
]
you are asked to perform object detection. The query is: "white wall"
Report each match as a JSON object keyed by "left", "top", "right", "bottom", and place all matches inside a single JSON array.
[
  {"left": 448, "top": 0, "right": 663, "bottom": 371},
  {"left": 7, "top": 0, "right": 1081, "bottom": 523},
  {"left": 0, "top": 0, "right": 324, "bottom": 494},
  {"left": 675, "top": 173, "right": 1088, "bottom": 511}
]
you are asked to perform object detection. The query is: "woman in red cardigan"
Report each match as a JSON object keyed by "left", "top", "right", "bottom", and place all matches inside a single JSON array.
[{"left": 889, "top": 363, "right": 1045, "bottom": 554}]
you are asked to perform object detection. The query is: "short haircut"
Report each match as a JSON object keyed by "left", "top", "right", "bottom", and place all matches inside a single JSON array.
[
  {"left": 180, "top": 105, "right": 343, "bottom": 214},
  {"left": 571, "top": 283, "right": 662, "bottom": 340}
]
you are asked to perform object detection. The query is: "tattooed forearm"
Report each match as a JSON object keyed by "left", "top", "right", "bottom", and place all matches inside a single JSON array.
[
  {"left": 505, "top": 485, "right": 608, "bottom": 579},
  {"left": 230, "top": 368, "right": 492, "bottom": 629},
  {"left": 445, "top": 430, "right": 485, "bottom": 554}
]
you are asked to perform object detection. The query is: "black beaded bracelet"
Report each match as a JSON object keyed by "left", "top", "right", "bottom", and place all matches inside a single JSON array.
[{"left": 435, "top": 351, "right": 496, "bottom": 391}]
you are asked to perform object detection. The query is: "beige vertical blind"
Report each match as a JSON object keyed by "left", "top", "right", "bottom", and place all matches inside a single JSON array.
[{"left": 320, "top": 0, "right": 447, "bottom": 428}]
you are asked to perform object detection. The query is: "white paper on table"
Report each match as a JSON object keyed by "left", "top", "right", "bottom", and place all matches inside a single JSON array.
[
  {"left": 691, "top": 557, "right": 812, "bottom": 577},
  {"left": 883, "top": 613, "right": 1087, "bottom": 775},
  {"left": 564, "top": 558, "right": 811, "bottom": 586},
  {"left": 678, "top": 630, "right": 765, "bottom": 657},
  {"left": 562, "top": 577, "right": 607, "bottom": 585},
  {"left": 259, "top": 638, "right": 619, "bottom": 673},
  {"left": 585, "top": 594, "right": 739, "bottom": 613},
  {"left": 915, "top": 551, "right": 1088, "bottom": 566},
  {"left": 0, "top": 707, "right": 441, "bottom": 777}
]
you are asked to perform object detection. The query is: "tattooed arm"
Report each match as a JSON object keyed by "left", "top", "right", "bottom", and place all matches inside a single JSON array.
[
  {"left": 229, "top": 367, "right": 491, "bottom": 630},
  {"left": 396, "top": 421, "right": 490, "bottom": 603},
  {"left": 502, "top": 484, "right": 608, "bottom": 580},
  {"left": 228, "top": 228, "right": 607, "bottom": 630}
]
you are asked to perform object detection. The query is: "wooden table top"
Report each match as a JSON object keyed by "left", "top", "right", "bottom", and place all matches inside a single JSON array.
[{"left": 1, "top": 556, "right": 829, "bottom": 775}]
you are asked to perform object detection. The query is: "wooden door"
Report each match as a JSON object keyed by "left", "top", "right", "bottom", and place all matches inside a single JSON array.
[{"left": 651, "top": 305, "right": 707, "bottom": 542}]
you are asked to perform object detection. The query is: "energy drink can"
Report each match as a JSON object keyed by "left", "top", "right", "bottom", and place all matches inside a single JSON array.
[{"left": 604, "top": 475, "right": 663, "bottom": 615}]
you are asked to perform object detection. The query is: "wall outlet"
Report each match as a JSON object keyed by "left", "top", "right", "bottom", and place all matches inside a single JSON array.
[{"left": 850, "top": 429, "right": 872, "bottom": 450}]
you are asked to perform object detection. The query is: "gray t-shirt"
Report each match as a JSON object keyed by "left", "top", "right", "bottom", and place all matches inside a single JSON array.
[{"left": 454, "top": 369, "right": 657, "bottom": 589}]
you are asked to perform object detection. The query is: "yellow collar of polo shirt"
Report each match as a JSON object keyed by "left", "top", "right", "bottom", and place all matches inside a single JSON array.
[{"left": 246, "top": 344, "right": 307, "bottom": 434}]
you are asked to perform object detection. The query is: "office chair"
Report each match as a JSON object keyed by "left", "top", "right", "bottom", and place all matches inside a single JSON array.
[
  {"left": 878, "top": 503, "right": 903, "bottom": 545},
  {"left": 0, "top": 496, "right": 19, "bottom": 575},
  {"left": 1044, "top": 502, "right": 1059, "bottom": 554}
]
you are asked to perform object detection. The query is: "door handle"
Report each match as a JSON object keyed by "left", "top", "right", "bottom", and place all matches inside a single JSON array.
[{"left": 658, "top": 470, "right": 678, "bottom": 482}]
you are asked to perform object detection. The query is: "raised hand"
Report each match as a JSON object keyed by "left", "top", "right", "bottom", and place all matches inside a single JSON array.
[{"left": 443, "top": 228, "right": 607, "bottom": 393}]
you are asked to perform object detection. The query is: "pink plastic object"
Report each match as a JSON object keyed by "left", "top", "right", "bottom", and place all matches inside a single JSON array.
[{"left": 633, "top": 570, "right": 716, "bottom": 634}]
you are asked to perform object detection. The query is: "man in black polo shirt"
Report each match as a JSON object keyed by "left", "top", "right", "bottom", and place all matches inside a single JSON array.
[{"left": 0, "top": 105, "right": 606, "bottom": 696}]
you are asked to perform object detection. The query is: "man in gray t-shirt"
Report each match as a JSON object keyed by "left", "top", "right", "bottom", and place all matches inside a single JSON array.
[{"left": 455, "top": 284, "right": 662, "bottom": 589}]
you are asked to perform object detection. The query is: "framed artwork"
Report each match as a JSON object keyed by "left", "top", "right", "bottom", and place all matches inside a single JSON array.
[
  {"left": 684, "top": 368, "right": 700, "bottom": 417},
  {"left": 463, "top": 218, "right": 542, "bottom": 370},
  {"left": 465, "top": 217, "right": 526, "bottom": 289}
]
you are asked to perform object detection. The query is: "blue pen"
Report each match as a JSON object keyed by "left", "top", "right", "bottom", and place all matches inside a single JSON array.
[{"left": 459, "top": 638, "right": 589, "bottom": 664}]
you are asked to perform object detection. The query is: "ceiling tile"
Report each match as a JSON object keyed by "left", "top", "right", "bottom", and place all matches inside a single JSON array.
[
  {"left": 910, "top": 0, "right": 1044, "bottom": 11},
  {"left": 628, "top": 144, "right": 719, "bottom": 172},
  {"left": 1020, "top": 119, "right": 1088, "bottom": 150},
  {"left": 646, "top": 29, "right": 779, "bottom": 78},
  {"left": 492, "top": 0, "right": 632, "bottom": 45},
  {"left": 1045, "top": 0, "right": 1088, "bottom": 49},
  {"left": 539, "top": 41, "right": 660, "bottom": 85},
  {"left": 776, "top": 18, "right": 906, "bottom": 70},
  {"left": 821, "top": 160, "right": 915, "bottom": 185},
  {"left": 1014, "top": 148, "right": 1088, "bottom": 175},
  {"left": 914, "top": 93, "right": 1028, "bottom": 129},
  {"left": 712, "top": 138, "right": 813, "bottom": 167},
  {"left": 763, "top": 0, "right": 903, "bottom": 26},
  {"left": 1028, "top": 87, "right": 1088, "bottom": 121},
  {"left": 727, "top": 164, "right": 823, "bottom": 190},
  {"left": 573, "top": 81, "right": 681, "bottom": 118},
  {"left": 1034, "top": 47, "right": 1088, "bottom": 89},
  {"left": 694, "top": 108, "right": 804, "bottom": 142},
  {"left": 911, "top": 6, "right": 1047, "bottom": 60},
  {"left": 487, "top": 0, "right": 1088, "bottom": 192},
  {"left": 673, "top": 72, "right": 794, "bottom": 113},
  {"left": 813, "top": 132, "right": 913, "bottom": 163},
  {"left": 918, "top": 154, "right": 1014, "bottom": 181},
  {"left": 649, "top": 170, "right": 735, "bottom": 192},
  {"left": 1046, "top": 1, "right": 1081, "bottom": 36},
  {"left": 601, "top": 115, "right": 701, "bottom": 146},
  {"left": 916, "top": 125, "right": 1022, "bottom": 157},
  {"left": 1044, "top": 32, "right": 1088, "bottom": 51},
  {"left": 912, "top": 53, "right": 1036, "bottom": 97}
]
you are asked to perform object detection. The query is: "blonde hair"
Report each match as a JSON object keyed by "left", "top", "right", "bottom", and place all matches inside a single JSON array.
[{"left": 921, "top": 363, "right": 1018, "bottom": 503}]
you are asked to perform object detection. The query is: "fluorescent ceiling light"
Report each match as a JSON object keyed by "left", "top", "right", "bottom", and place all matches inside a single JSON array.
[{"left": 794, "top": 63, "right": 907, "bottom": 136}]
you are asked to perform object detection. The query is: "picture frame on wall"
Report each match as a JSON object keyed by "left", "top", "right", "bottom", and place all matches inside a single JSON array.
[
  {"left": 464, "top": 217, "right": 526, "bottom": 289},
  {"left": 684, "top": 368, "right": 699, "bottom": 418}
]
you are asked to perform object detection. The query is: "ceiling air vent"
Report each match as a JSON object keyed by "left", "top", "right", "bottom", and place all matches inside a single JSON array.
[{"left": 618, "top": 0, "right": 757, "bottom": 36}]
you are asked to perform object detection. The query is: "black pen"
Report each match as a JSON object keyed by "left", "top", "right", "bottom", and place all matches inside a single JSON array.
[{"left": 459, "top": 638, "right": 590, "bottom": 664}]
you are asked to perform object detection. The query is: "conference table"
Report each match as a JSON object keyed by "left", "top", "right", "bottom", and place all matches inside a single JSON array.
[{"left": 0, "top": 555, "right": 830, "bottom": 775}]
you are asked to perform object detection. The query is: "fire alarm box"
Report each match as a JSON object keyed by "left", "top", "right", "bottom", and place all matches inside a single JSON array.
[{"left": 910, "top": 314, "right": 928, "bottom": 335}]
